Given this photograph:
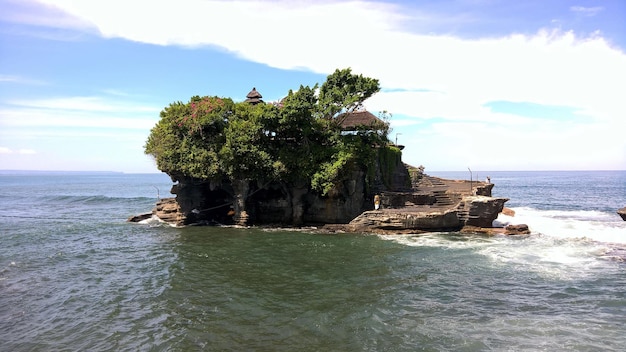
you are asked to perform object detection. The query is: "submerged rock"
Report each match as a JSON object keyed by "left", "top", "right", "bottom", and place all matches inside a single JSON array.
[
  {"left": 460, "top": 224, "right": 530, "bottom": 236},
  {"left": 127, "top": 212, "right": 152, "bottom": 223},
  {"left": 501, "top": 207, "right": 516, "bottom": 216},
  {"left": 504, "top": 224, "right": 530, "bottom": 235}
]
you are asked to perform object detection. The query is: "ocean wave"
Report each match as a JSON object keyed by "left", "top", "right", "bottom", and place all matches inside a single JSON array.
[
  {"left": 497, "top": 207, "right": 626, "bottom": 244},
  {"left": 377, "top": 205, "right": 626, "bottom": 280},
  {"left": 34, "top": 194, "right": 158, "bottom": 205},
  {"left": 136, "top": 215, "right": 177, "bottom": 228}
]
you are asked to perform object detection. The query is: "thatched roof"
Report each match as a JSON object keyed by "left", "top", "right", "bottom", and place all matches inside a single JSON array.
[
  {"left": 337, "top": 110, "right": 387, "bottom": 131},
  {"left": 245, "top": 87, "right": 264, "bottom": 104}
]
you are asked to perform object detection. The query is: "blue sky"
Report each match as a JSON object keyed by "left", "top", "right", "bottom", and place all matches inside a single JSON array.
[{"left": 1, "top": 0, "right": 625, "bottom": 173}]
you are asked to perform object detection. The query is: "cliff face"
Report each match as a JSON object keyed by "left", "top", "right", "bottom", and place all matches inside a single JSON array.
[
  {"left": 154, "top": 150, "right": 411, "bottom": 226},
  {"left": 166, "top": 169, "right": 373, "bottom": 226},
  {"left": 144, "top": 147, "right": 507, "bottom": 231},
  {"left": 147, "top": 165, "right": 509, "bottom": 234}
]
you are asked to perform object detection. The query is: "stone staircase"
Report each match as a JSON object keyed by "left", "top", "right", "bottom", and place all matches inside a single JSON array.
[{"left": 420, "top": 176, "right": 459, "bottom": 208}]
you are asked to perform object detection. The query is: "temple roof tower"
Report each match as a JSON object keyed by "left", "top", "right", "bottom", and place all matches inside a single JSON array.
[
  {"left": 337, "top": 110, "right": 387, "bottom": 131},
  {"left": 245, "top": 87, "right": 263, "bottom": 104}
]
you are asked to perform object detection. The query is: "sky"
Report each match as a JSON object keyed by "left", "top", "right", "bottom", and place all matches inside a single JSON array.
[{"left": 1, "top": 0, "right": 625, "bottom": 173}]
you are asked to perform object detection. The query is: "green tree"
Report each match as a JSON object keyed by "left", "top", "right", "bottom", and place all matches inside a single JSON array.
[
  {"left": 317, "top": 68, "right": 380, "bottom": 120},
  {"left": 272, "top": 85, "right": 329, "bottom": 181},
  {"left": 219, "top": 102, "right": 277, "bottom": 181},
  {"left": 145, "top": 96, "right": 234, "bottom": 180},
  {"left": 144, "top": 68, "right": 388, "bottom": 198}
]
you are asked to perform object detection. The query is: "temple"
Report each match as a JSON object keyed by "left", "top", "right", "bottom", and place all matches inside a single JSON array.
[{"left": 244, "top": 87, "right": 263, "bottom": 104}]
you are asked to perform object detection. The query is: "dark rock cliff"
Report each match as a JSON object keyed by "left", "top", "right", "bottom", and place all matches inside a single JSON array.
[{"left": 155, "top": 150, "right": 412, "bottom": 227}]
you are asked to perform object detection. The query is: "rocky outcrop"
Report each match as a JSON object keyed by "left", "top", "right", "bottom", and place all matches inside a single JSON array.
[
  {"left": 127, "top": 212, "right": 152, "bottom": 223},
  {"left": 346, "top": 195, "right": 508, "bottom": 233},
  {"left": 618, "top": 207, "right": 626, "bottom": 221},
  {"left": 460, "top": 224, "right": 530, "bottom": 236},
  {"left": 504, "top": 224, "right": 530, "bottom": 235},
  {"left": 127, "top": 197, "right": 185, "bottom": 226},
  {"left": 154, "top": 169, "right": 371, "bottom": 227},
  {"left": 347, "top": 209, "right": 460, "bottom": 233},
  {"left": 501, "top": 207, "right": 516, "bottom": 216},
  {"left": 457, "top": 196, "right": 508, "bottom": 228},
  {"left": 130, "top": 167, "right": 515, "bottom": 234},
  {"left": 153, "top": 198, "right": 185, "bottom": 226}
]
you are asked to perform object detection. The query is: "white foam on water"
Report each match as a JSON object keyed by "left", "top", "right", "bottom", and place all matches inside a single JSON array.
[
  {"left": 377, "top": 232, "right": 497, "bottom": 250},
  {"left": 138, "top": 215, "right": 169, "bottom": 227},
  {"left": 477, "top": 234, "right": 614, "bottom": 279},
  {"left": 489, "top": 206, "right": 626, "bottom": 278},
  {"left": 497, "top": 207, "right": 626, "bottom": 244},
  {"left": 379, "top": 206, "right": 625, "bottom": 280}
]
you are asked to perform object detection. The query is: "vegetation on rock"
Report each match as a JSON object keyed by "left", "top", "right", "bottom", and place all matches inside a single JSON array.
[{"left": 145, "top": 68, "right": 393, "bottom": 196}]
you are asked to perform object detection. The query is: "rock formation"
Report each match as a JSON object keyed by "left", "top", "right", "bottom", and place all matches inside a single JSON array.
[
  {"left": 132, "top": 170, "right": 515, "bottom": 233},
  {"left": 618, "top": 207, "right": 626, "bottom": 221},
  {"left": 459, "top": 224, "right": 530, "bottom": 236},
  {"left": 504, "top": 224, "right": 530, "bottom": 235},
  {"left": 153, "top": 198, "right": 184, "bottom": 225},
  {"left": 128, "top": 198, "right": 185, "bottom": 226},
  {"left": 346, "top": 194, "right": 508, "bottom": 233}
]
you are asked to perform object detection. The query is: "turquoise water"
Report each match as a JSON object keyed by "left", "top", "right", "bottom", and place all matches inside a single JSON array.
[{"left": 1, "top": 171, "right": 625, "bottom": 351}]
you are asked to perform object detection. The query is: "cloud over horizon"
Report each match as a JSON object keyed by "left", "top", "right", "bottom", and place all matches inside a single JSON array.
[{"left": 2, "top": 0, "right": 625, "bottom": 171}]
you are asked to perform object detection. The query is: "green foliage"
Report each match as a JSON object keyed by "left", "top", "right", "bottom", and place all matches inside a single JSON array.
[
  {"left": 219, "top": 102, "right": 276, "bottom": 180},
  {"left": 318, "top": 68, "right": 380, "bottom": 119},
  {"left": 407, "top": 164, "right": 425, "bottom": 184},
  {"left": 378, "top": 145, "right": 403, "bottom": 188},
  {"left": 145, "top": 68, "right": 393, "bottom": 196},
  {"left": 311, "top": 150, "right": 354, "bottom": 196},
  {"left": 145, "top": 96, "right": 233, "bottom": 180}
]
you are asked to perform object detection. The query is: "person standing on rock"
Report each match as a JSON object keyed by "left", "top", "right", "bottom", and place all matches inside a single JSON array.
[{"left": 374, "top": 194, "right": 381, "bottom": 210}]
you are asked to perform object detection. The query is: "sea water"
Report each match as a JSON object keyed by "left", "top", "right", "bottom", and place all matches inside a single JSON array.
[{"left": 1, "top": 170, "right": 625, "bottom": 351}]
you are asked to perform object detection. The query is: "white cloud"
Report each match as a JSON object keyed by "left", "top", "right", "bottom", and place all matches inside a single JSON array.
[
  {"left": 570, "top": 6, "right": 604, "bottom": 17},
  {"left": 24, "top": 0, "right": 626, "bottom": 170},
  {"left": 0, "top": 96, "right": 161, "bottom": 130},
  {"left": 8, "top": 96, "right": 159, "bottom": 113},
  {"left": 0, "top": 74, "right": 46, "bottom": 85},
  {"left": 0, "top": 147, "right": 37, "bottom": 155},
  {"left": 0, "top": 0, "right": 93, "bottom": 30},
  {"left": 32, "top": 1, "right": 625, "bottom": 117},
  {"left": 0, "top": 75, "right": 20, "bottom": 82}
]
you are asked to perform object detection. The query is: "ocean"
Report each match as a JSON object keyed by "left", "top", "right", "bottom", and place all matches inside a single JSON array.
[{"left": 1, "top": 170, "right": 625, "bottom": 351}]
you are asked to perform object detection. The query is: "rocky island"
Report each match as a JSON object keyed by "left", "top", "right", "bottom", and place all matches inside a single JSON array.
[{"left": 132, "top": 68, "right": 526, "bottom": 235}]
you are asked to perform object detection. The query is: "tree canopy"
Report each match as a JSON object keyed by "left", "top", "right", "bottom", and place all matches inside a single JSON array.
[{"left": 144, "top": 68, "right": 390, "bottom": 195}]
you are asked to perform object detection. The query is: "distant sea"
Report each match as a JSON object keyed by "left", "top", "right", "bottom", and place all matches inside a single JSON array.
[{"left": 1, "top": 170, "right": 625, "bottom": 351}]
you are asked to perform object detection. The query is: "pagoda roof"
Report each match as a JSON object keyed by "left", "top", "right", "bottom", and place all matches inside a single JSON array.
[
  {"left": 245, "top": 87, "right": 264, "bottom": 104},
  {"left": 336, "top": 110, "right": 387, "bottom": 131}
]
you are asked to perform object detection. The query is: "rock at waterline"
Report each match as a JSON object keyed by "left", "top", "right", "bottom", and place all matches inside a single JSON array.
[
  {"left": 618, "top": 207, "right": 626, "bottom": 221},
  {"left": 460, "top": 224, "right": 530, "bottom": 236},
  {"left": 504, "top": 224, "right": 530, "bottom": 235},
  {"left": 501, "top": 207, "right": 515, "bottom": 217},
  {"left": 127, "top": 213, "right": 152, "bottom": 222}
]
